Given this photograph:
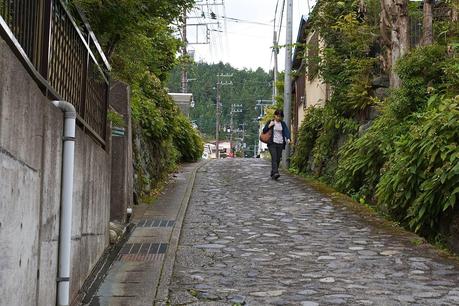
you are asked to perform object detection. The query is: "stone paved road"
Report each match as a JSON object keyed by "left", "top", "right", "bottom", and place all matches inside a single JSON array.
[{"left": 167, "top": 159, "right": 459, "bottom": 305}]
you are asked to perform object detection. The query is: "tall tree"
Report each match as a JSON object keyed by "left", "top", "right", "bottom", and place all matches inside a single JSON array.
[
  {"left": 421, "top": 0, "right": 434, "bottom": 46},
  {"left": 380, "top": 0, "right": 410, "bottom": 88},
  {"left": 74, "top": 0, "right": 194, "bottom": 81}
]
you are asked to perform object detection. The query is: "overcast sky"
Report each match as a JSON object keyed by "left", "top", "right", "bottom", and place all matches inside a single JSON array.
[{"left": 186, "top": 0, "right": 316, "bottom": 72}]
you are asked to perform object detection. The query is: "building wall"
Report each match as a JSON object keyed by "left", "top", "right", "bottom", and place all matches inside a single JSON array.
[
  {"left": 305, "top": 77, "right": 328, "bottom": 109},
  {"left": 297, "top": 101, "right": 306, "bottom": 128},
  {"left": 305, "top": 33, "right": 328, "bottom": 110},
  {"left": 296, "top": 31, "right": 329, "bottom": 131},
  {"left": 0, "top": 37, "right": 111, "bottom": 305}
]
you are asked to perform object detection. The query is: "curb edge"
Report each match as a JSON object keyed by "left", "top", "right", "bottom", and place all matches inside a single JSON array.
[{"left": 153, "top": 160, "right": 208, "bottom": 305}]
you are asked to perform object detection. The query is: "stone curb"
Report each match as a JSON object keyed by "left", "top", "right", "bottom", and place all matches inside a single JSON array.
[{"left": 153, "top": 160, "right": 208, "bottom": 305}]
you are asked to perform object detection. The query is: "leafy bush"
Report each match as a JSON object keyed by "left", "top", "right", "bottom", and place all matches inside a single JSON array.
[
  {"left": 131, "top": 72, "right": 203, "bottom": 197},
  {"left": 335, "top": 44, "right": 454, "bottom": 202},
  {"left": 292, "top": 106, "right": 324, "bottom": 171},
  {"left": 310, "top": 105, "right": 358, "bottom": 179},
  {"left": 334, "top": 112, "right": 409, "bottom": 202},
  {"left": 293, "top": 0, "right": 459, "bottom": 243},
  {"left": 292, "top": 0, "right": 375, "bottom": 181},
  {"left": 389, "top": 45, "right": 448, "bottom": 118},
  {"left": 75, "top": 0, "right": 201, "bottom": 201},
  {"left": 292, "top": 104, "right": 358, "bottom": 181},
  {"left": 173, "top": 114, "right": 204, "bottom": 162},
  {"left": 377, "top": 96, "right": 459, "bottom": 235}
]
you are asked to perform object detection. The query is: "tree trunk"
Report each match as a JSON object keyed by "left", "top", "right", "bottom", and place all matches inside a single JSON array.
[
  {"left": 380, "top": 0, "right": 410, "bottom": 88},
  {"left": 380, "top": 0, "right": 393, "bottom": 74},
  {"left": 358, "top": 0, "right": 367, "bottom": 17},
  {"left": 452, "top": 3, "right": 458, "bottom": 22},
  {"left": 421, "top": 0, "right": 434, "bottom": 46},
  {"left": 447, "top": 2, "right": 458, "bottom": 56},
  {"left": 397, "top": 0, "right": 410, "bottom": 56}
]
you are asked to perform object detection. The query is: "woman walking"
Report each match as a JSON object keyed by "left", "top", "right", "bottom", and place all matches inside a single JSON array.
[{"left": 262, "top": 109, "right": 291, "bottom": 180}]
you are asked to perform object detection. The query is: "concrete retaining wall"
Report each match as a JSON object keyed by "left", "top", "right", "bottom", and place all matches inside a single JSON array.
[
  {"left": 109, "top": 81, "right": 133, "bottom": 222},
  {"left": 0, "top": 37, "right": 111, "bottom": 305}
]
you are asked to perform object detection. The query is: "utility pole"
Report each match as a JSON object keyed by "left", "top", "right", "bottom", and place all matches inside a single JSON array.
[
  {"left": 273, "top": 30, "right": 278, "bottom": 104},
  {"left": 230, "top": 104, "right": 243, "bottom": 155},
  {"left": 216, "top": 77, "right": 221, "bottom": 159},
  {"left": 282, "top": 0, "right": 293, "bottom": 168},
  {"left": 215, "top": 74, "right": 232, "bottom": 159},
  {"left": 256, "top": 99, "right": 274, "bottom": 156},
  {"left": 181, "top": 9, "right": 188, "bottom": 93},
  {"left": 240, "top": 123, "right": 246, "bottom": 143}
]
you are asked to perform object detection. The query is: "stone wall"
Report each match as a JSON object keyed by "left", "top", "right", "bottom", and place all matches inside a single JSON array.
[{"left": 0, "top": 37, "right": 111, "bottom": 305}]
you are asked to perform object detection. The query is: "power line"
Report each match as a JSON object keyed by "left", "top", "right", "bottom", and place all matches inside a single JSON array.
[
  {"left": 219, "top": 16, "right": 273, "bottom": 27},
  {"left": 274, "top": 0, "right": 281, "bottom": 28}
]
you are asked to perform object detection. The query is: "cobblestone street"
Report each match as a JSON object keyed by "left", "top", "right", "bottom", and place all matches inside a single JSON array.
[{"left": 168, "top": 159, "right": 459, "bottom": 305}]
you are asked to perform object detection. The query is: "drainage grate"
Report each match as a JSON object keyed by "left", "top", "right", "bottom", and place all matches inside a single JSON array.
[
  {"left": 117, "top": 243, "right": 168, "bottom": 261},
  {"left": 136, "top": 219, "right": 175, "bottom": 228}
]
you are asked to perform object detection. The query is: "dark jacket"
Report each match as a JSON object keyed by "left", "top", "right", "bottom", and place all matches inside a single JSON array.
[{"left": 262, "top": 120, "right": 291, "bottom": 149}]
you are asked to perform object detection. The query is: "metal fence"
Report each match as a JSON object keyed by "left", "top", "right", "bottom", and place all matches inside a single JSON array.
[{"left": 0, "top": 0, "right": 110, "bottom": 147}]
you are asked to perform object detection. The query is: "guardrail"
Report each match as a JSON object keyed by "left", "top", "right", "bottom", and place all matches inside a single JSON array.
[{"left": 0, "top": 0, "right": 110, "bottom": 147}]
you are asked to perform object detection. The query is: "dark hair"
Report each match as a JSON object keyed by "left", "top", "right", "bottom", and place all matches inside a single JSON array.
[{"left": 274, "top": 109, "right": 284, "bottom": 117}]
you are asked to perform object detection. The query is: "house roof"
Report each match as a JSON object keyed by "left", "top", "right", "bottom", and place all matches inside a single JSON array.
[
  {"left": 168, "top": 93, "right": 193, "bottom": 103},
  {"left": 292, "top": 15, "right": 311, "bottom": 71}
]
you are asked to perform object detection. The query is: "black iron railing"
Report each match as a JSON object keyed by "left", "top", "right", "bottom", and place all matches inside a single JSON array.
[{"left": 0, "top": 0, "right": 110, "bottom": 147}]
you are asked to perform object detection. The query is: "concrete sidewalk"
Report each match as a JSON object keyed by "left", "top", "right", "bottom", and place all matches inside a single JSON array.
[{"left": 82, "top": 161, "right": 204, "bottom": 306}]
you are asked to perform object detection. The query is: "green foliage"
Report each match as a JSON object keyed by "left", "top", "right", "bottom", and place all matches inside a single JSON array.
[
  {"left": 336, "top": 43, "right": 457, "bottom": 199},
  {"left": 107, "top": 110, "right": 125, "bottom": 127},
  {"left": 274, "top": 72, "right": 284, "bottom": 109},
  {"left": 292, "top": 107, "right": 324, "bottom": 171},
  {"left": 131, "top": 73, "right": 175, "bottom": 140},
  {"left": 310, "top": 105, "right": 358, "bottom": 180},
  {"left": 293, "top": 0, "right": 459, "bottom": 241},
  {"left": 377, "top": 96, "right": 459, "bottom": 235},
  {"left": 110, "top": 18, "right": 182, "bottom": 82},
  {"left": 292, "top": 104, "right": 358, "bottom": 181},
  {"left": 75, "top": 0, "right": 203, "bottom": 199},
  {"left": 131, "top": 72, "right": 203, "bottom": 163},
  {"left": 335, "top": 111, "right": 407, "bottom": 202},
  {"left": 74, "top": 0, "right": 193, "bottom": 81},
  {"left": 309, "top": 1, "right": 379, "bottom": 114},
  {"left": 292, "top": 0, "right": 376, "bottom": 181},
  {"left": 173, "top": 114, "right": 204, "bottom": 162},
  {"left": 390, "top": 45, "right": 448, "bottom": 118}
]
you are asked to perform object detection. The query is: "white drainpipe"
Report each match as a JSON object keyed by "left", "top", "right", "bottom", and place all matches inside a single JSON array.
[{"left": 51, "top": 100, "right": 76, "bottom": 306}]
